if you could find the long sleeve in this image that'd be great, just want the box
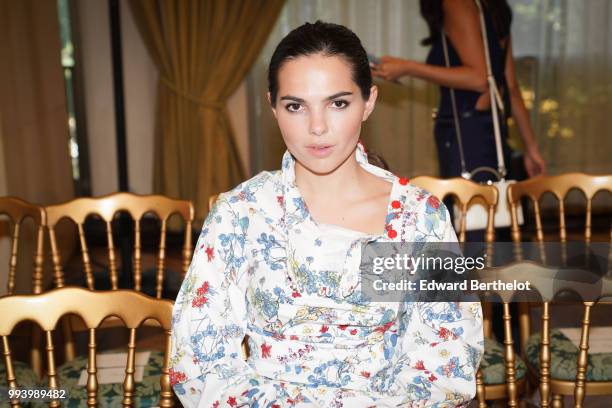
[169,194,253,407]
[402,195,484,405]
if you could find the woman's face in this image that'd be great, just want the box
[270,53,377,175]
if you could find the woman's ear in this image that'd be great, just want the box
[362,85,378,122]
[267,92,277,118]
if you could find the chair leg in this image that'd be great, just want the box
[551,394,564,408]
[475,369,487,408]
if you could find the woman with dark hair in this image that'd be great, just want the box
[372,0,545,182]
[170,21,482,407]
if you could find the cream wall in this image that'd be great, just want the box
[79,0,250,197]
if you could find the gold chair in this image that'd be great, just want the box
[0,197,47,378]
[477,260,612,408]
[0,196,46,295]
[411,176,529,406]
[508,173,612,406]
[411,176,498,243]
[0,287,175,407]
[45,192,194,297]
[508,173,612,245]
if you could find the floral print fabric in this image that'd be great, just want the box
[170,144,483,407]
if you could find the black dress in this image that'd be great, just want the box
[426,4,515,184]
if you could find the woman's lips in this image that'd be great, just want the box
[306,144,334,158]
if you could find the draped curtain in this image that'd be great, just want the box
[129,0,284,223]
[0,0,76,294]
[247,0,612,178]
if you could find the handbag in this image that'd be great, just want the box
[441,0,523,231]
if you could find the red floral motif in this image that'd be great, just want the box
[192,296,208,308]
[429,374,438,382]
[437,326,457,340]
[427,195,440,210]
[272,405,281,408]
[414,360,425,370]
[276,195,284,206]
[391,200,401,209]
[261,342,272,358]
[360,371,371,378]
[320,325,329,333]
[291,290,302,298]
[290,335,299,340]
[196,281,209,296]
[338,324,348,330]
[192,281,210,308]
[227,396,237,407]
[374,321,394,334]
[387,229,398,239]
[212,401,220,408]
[399,177,409,185]
[350,329,358,335]
[205,246,214,262]
[169,368,187,386]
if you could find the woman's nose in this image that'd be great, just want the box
[309,110,328,136]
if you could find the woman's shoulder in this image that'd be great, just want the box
[399,179,448,218]
[212,170,283,214]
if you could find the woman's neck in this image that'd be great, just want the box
[294,154,366,203]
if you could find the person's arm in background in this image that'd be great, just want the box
[372,0,487,92]
[504,37,546,177]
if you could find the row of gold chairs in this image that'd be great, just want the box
[0,193,194,406]
[0,192,194,406]
[1,192,194,297]
[413,173,612,407]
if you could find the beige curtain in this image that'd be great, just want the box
[0,0,74,204]
[129,0,284,223]
[0,0,75,293]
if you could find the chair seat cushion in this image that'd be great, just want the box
[481,337,527,385]
[0,359,41,387]
[34,349,165,408]
[526,329,612,381]
[1,360,43,407]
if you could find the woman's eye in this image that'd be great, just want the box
[331,100,349,109]
[285,103,302,112]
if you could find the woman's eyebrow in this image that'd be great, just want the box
[279,91,353,103]
[325,91,353,100]
[279,95,305,103]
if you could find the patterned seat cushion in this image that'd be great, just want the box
[526,329,612,381]
[481,337,527,385]
[32,350,165,408]
[0,360,43,407]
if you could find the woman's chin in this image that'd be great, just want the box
[297,158,343,176]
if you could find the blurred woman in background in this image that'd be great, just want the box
[372,0,546,182]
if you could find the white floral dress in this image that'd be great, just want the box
[170,144,484,408]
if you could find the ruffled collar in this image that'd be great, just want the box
[280,142,405,239]
[279,142,407,303]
